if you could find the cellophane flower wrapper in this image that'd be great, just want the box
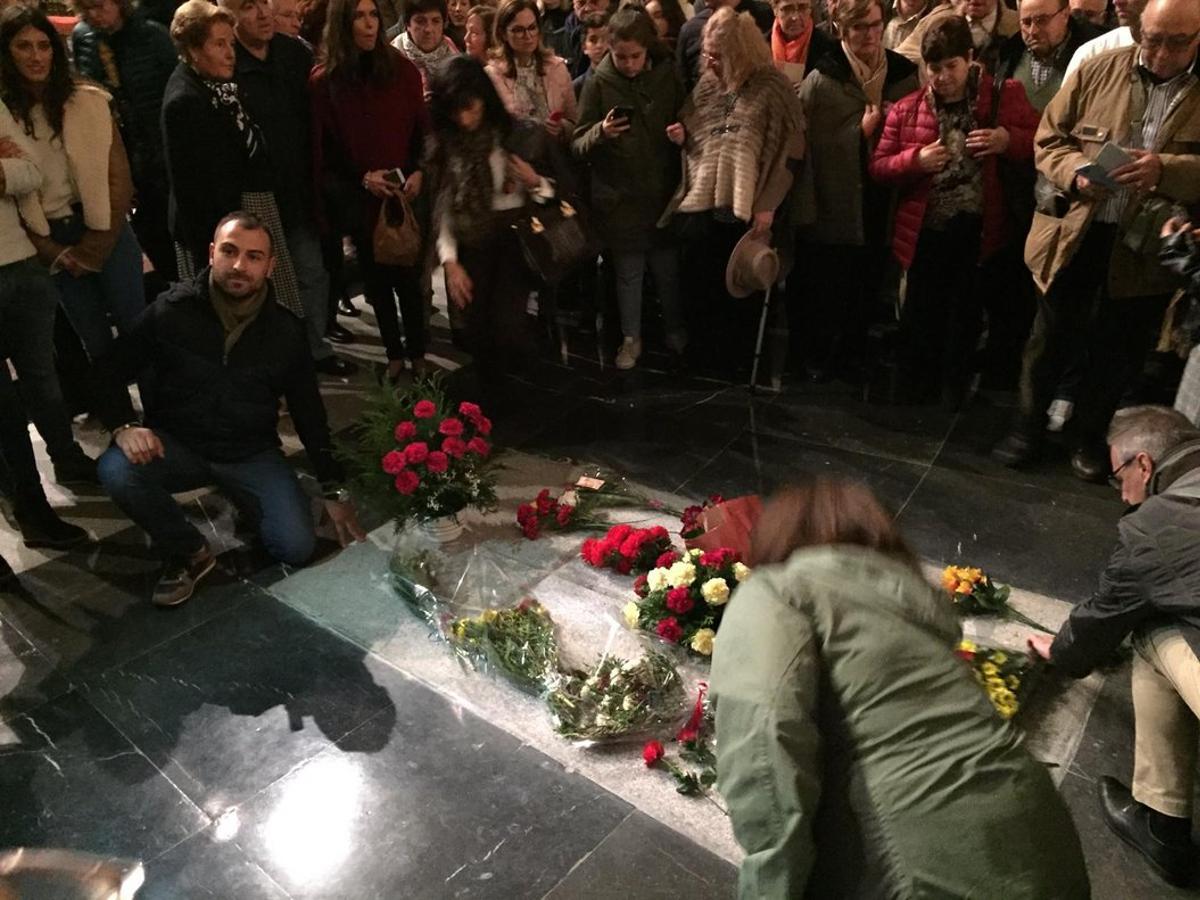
[545,623,689,747]
[388,528,453,630]
[680,495,761,560]
[442,546,560,694]
[516,470,685,540]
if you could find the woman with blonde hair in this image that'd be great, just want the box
[664,6,803,373]
[463,3,495,61]
[710,477,1092,897]
[486,0,576,139]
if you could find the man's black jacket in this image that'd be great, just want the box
[676,0,779,92]
[1051,440,1200,677]
[94,271,344,485]
[234,34,316,226]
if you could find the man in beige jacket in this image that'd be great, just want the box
[993,0,1200,480]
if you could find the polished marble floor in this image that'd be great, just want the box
[0,302,1193,898]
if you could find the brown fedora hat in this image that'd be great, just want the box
[725,230,780,299]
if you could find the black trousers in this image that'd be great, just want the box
[678,213,761,372]
[899,217,982,399]
[790,242,888,377]
[353,232,425,361]
[0,363,48,511]
[455,229,537,374]
[977,240,1037,389]
[130,182,177,289]
[1017,224,1170,445]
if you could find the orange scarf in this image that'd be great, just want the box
[771,19,813,66]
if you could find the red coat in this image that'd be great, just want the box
[868,73,1040,270]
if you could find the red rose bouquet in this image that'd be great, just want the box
[341,379,499,527]
[623,547,751,657]
[580,524,673,575]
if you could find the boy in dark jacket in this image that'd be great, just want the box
[93,214,365,608]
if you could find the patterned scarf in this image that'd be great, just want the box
[200,75,263,160]
[843,42,888,107]
[445,126,501,246]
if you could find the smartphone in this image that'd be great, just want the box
[382,167,406,186]
[612,105,635,122]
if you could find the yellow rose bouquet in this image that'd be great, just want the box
[941,565,1052,634]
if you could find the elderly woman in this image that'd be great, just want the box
[1,6,142,365]
[770,0,835,88]
[665,6,804,371]
[711,478,1092,897]
[161,0,302,315]
[791,0,917,381]
[487,0,576,140]
[311,0,431,382]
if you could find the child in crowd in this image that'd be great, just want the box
[573,6,688,369]
[868,15,1037,408]
[573,12,611,96]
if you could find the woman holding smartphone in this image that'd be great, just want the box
[311,0,431,382]
[573,6,688,369]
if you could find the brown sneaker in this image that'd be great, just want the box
[152,545,216,608]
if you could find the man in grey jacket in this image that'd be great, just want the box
[1030,404,1200,887]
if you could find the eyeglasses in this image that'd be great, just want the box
[507,22,540,36]
[1019,7,1066,29]
[776,3,812,16]
[1108,456,1135,490]
[1141,29,1200,53]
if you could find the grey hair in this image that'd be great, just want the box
[1107,405,1200,463]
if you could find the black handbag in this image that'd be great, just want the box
[511,195,600,286]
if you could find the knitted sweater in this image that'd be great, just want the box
[669,66,804,224]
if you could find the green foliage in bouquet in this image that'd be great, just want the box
[448,599,560,694]
[339,377,499,527]
[546,651,686,743]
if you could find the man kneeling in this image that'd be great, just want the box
[1030,405,1200,886]
[95,213,365,606]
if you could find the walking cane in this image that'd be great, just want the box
[748,283,774,392]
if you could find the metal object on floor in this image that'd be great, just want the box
[0,848,145,899]
[749,284,774,392]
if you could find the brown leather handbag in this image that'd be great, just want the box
[373,193,422,267]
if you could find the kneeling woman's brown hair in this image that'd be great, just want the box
[749,478,918,571]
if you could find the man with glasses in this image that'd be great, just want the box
[994,0,1200,482]
[1029,405,1200,886]
[997,0,1101,110]
[770,0,836,88]
[1066,0,1146,76]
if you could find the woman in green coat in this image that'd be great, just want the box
[711,479,1091,899]
[572,7,688,369]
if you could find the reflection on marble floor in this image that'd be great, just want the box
[0,300,1185,898]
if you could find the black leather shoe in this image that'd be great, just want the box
[326,323,355,344]
[338,297,360,317]
[15,502,90,550]
[992,430,1040,467]
[51,451,99,487]
[0,553,14,587]
[1099,776,1195,886]
[1071,446,1108,483]
[315,356,359,377]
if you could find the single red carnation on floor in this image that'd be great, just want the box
[642,739,665,767]
[555,504,574,526]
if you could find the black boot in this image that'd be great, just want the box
[14,497,89,550]
[0,552,14,587]
[1099,776,1195,886]
[51,450,99,487]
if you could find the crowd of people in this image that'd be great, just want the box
[0,0,1198,888]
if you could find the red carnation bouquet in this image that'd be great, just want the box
[342,378,499,527]
[517,473,683,541]
[580,524,673,575]
[516,489,580,540]
[623,547,750,657]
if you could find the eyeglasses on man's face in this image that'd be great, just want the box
[1108,456,1135,490]
[1141,29,1200,53]
[1020,7,1067,29]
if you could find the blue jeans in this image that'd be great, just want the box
[285,221,333,360]
[611,246,686,348]
[97,432,315,565]
[50,215,145,361]
[0,256,82,464]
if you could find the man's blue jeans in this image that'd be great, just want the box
[97,431,315,565]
